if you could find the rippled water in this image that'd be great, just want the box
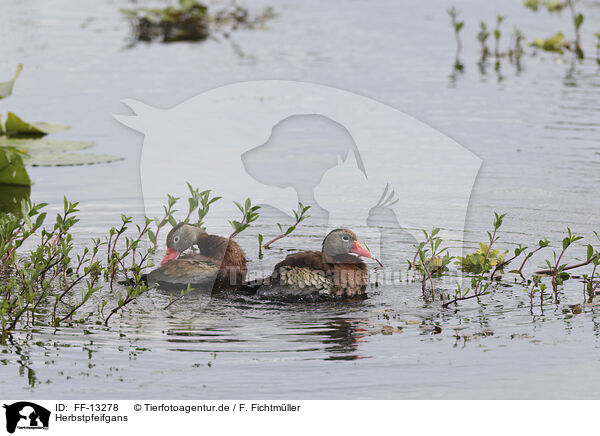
[1,0,600,399]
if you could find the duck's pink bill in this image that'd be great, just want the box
[350,240,383,266]
[161,247,180,265]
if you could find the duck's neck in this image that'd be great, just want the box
[196,233,228,260]
[322,252,361,265]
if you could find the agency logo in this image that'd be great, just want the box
[3,402,50,434]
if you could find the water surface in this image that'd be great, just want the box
[1,0,600,399]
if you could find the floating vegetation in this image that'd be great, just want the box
[0,147,30,187]
[409,213,600,310]
[530,32,570,54]
[524,0,584,58]
[2,112,69,137]
[121,0,275,44]
[0,66,123,185]
[0,64,22,100]
[448,0,597,81]
[456,242,508,274]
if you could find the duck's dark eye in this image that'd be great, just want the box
[173,236,180,243]
[342,235,350,241]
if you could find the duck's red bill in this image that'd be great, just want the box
[350,240,384,267]
[161,247,180,265]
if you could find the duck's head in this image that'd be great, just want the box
[322,228,382,266]
[161,223,207,265]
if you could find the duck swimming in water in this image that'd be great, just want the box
[147,223,247,291]
[243,228,382,299]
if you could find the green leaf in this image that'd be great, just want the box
[0,147,31,186]
[574,13,583,30]
[523,0,539,11]
[0,184,30,214]
[530,32,566,53]
[0,138,94,153]
[4,112,70,137]
[23,152,123,167]
[0,64,23,100]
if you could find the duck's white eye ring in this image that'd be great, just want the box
[173,236,180,243]
[342,235,350,241]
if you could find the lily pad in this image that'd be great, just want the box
[0,147,31,186]
[4,112,70,137]
[0,138,94,153]
[24,152,124,167]
[0,64,23,100]
[0,184,30,214]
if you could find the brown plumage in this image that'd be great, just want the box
[243,229,380,299]
[147,223,247,291]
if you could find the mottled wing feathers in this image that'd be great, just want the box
[147,257,219,286]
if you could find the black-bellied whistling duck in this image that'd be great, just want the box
[147,223,247,291]
[243,228,382,299]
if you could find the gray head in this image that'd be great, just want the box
[161,223,207,265]
[322,228,374,260]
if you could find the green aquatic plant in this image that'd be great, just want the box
[148,194,179,250]
[490,243,528,279]
[262,202,311,249]
[121,0,275,44]
[477,21,491,61]
[539,228,584,299]
[0,64,22,100]
[443,213,505,308]
[447,7,465,68]
[531,32,569,54]
[229,198,260,238]
[509,27,526,64]
[0,66,122,187]
[596,32,600,65]
[493,15,506,58]
[121,0,210,43]
[524,0,584,58]
[456,243,508,274]
[524,275,546,312]
[582,235,600,300]
[410,227,454,298]
[513,238,550,277]
[0,198,104,336]
[0,147,30,187]
[257,233,264,258]
[147,183,221,249]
